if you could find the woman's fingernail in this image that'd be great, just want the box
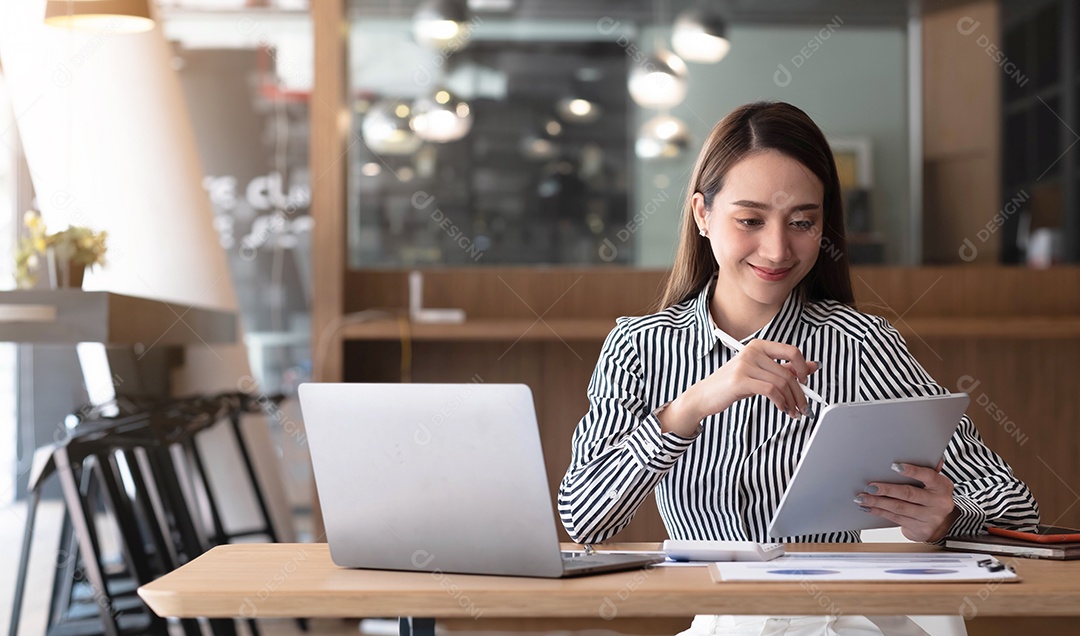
[866,485,879,494]
[853,495,866,504]
[858,506,871,513]
[891,462,905,474]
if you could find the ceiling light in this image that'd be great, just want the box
[636,114,690,159]
[628,48,688,109]
[410,89,473,143]
[362,99,423,156]
[672,6,731,63]
[520,130,559,160]
[413,0,470,51]
[555,97,601,124]
[44,0,155,33]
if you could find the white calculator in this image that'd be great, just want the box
[662,540,786,562]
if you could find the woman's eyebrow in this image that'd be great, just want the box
[730,199,822,212]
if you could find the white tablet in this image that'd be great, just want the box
[767,393,970,539]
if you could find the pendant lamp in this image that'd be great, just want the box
[44,0,155,33]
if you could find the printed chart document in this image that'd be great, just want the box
[709,552,1021,583]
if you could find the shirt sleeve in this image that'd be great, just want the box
[857,316,1041,538]
[558,318,700,544]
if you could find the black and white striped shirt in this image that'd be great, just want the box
[558,282,1040,544]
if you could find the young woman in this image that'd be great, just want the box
[558,102,1039,635]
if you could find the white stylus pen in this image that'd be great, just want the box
[711,328,828,408]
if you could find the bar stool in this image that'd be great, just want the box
[8,396,247,636]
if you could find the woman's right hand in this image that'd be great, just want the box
[659,340,819,437]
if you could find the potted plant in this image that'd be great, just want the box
[14,210,108,289]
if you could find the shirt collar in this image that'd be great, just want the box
[693,277,806,359]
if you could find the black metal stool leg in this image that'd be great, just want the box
[229,412,279,542]
[54,448,120,636]
[7,488,40,636]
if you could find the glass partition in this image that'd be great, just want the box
[347,2,912,267]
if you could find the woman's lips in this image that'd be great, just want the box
[750,264,793,282]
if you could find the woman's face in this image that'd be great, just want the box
[694,150,825,312]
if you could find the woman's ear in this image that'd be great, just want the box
[691,193,709,233]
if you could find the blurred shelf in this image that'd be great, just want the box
[340,316,1080,342]
[0,290,237,345]
[897,317,1080,339]
[341,319,614,342]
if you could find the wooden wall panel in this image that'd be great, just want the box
[923,1,1001,158]
[344,268,669,319]
[310,0,347,383]
[922,1,1002,264]
[339,266,1080,544]
[924,156,1001,264]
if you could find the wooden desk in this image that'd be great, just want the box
[138,543,1080,626]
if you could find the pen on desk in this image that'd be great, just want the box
[712,328,828,409]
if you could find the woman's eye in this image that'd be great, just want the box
[791,219,816,231]
[736,218,764,228]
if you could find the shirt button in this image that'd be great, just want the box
[607,489,620,500]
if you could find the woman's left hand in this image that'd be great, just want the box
[856,461,959,542]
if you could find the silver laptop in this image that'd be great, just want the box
[298,382,664,577]
[768,393,970,539]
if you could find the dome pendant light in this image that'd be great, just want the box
[636,113,690,159]
[672,5,731,63]
[413,0,470,51]
[362,99,423,156]
[627,47,688,109]
[44,0,155,33]
[411,89,473,143]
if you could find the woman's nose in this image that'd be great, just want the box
[758,224,792,263]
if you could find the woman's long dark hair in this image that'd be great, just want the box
[657,101,854,310]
